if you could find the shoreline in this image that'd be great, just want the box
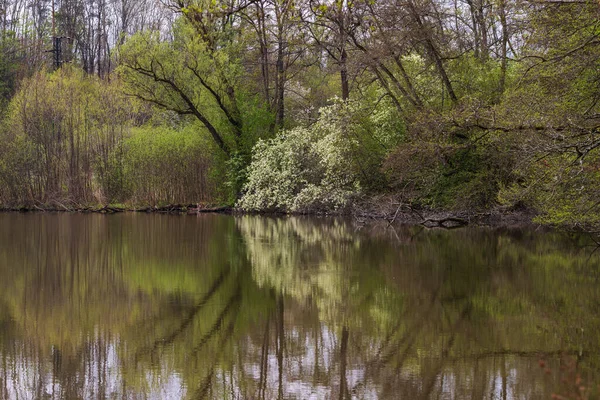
[0,202,544,230]
[0,204,234,215]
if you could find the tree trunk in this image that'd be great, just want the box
[340,48,349,100]
[498,0,508,96]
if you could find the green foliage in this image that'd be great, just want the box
[499,151,600,229]
[118,19,272,156]
[487,4,600,227]
[0,67,222,206]
[0,0,597,228]
[0,35,19,104]
[117,19,275,203]
[123,124,219,205]
[447,53,511,104]
[98,148,130,203]
[224,151,249,204]
[428,144,513,209]
[385,131,516,210]
[0,67,135,205]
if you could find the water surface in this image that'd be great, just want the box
[0,213,599,399]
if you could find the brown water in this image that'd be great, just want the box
[0,213,599,399]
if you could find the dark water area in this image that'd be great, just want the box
[0,213,599,399]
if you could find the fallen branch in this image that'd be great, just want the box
[421,217,469,229]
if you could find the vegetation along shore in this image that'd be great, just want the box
[0,0,598,234]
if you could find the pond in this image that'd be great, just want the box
[0,213,599,399]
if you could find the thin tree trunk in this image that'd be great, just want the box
[408,0,458,103]
[340,48,349,100]
[498,0,508,96]
[275,36,285,128]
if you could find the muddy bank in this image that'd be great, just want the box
[0,203,233,214]
[0,199,540,229]
[351,200,541,229]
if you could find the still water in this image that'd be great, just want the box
[0,213,599,399]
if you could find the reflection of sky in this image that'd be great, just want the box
[2,339,186,400]
[241,324,378,399]
[0,325,556,400]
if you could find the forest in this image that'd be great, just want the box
[0,0,598,230]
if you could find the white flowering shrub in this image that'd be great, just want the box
[238,99,404,212]
[238,103,360,212]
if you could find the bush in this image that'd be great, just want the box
[0,67,135,205]
[237,125,357,212]
[238,99,402,212]
[499,151,600,230]
[122,124,219,205]
[0,67,222,207]
[384,134,517,210]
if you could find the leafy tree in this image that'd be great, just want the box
[0,34,19,104]
[119,3,273,157]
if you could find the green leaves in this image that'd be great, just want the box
[123,124,220,204]
[119,21,245,156]
[0,67,136,205]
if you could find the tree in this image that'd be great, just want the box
[119,0,276,157]
[120,28,239,155]
[304,0,357,100]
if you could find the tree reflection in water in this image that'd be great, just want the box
[0,213,599,399]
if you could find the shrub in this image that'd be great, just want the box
[384,134,517,210]
[0,67,135,205]
[237,125,357,212]
[123,124,219,205]
[238,99,402,212]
